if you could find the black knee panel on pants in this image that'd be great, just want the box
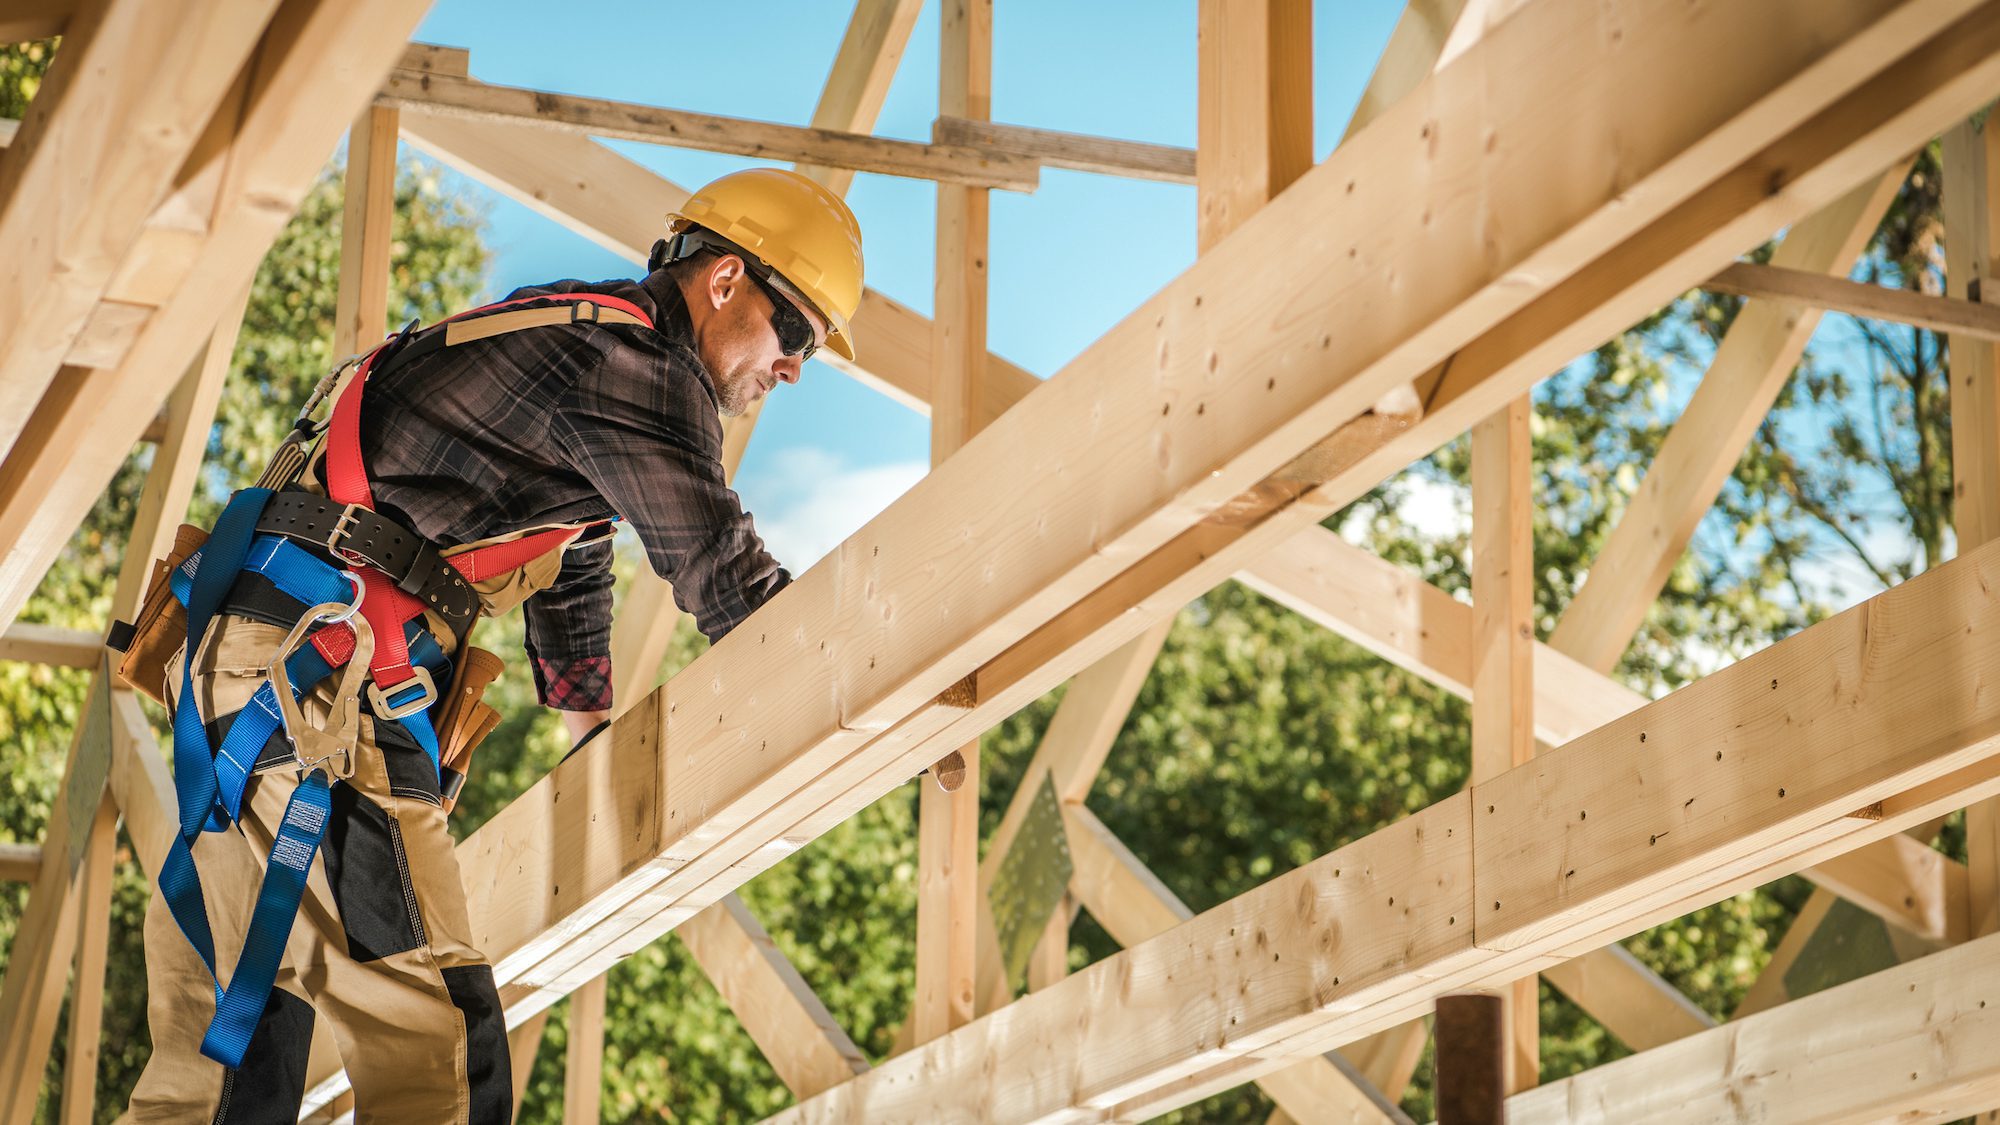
[215,987,315,1123]
[442,963,514,1124]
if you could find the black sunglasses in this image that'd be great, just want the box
[745,268,820,361]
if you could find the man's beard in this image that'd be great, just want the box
[715,369,756,417]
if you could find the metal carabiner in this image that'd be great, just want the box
[321,570,366,626]
[267,603,376,781]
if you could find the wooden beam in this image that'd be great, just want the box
[1947,111,2000,949]
[1194,0,1311,249]
[0,0,72,43]
[0,0,439,632]
[1730,887,1837,1019]
[0,0,280,466]
[1509,931,2000,1123]
[1703,259,2000,341]
[331,103,399,361]
[1537,945,1714,1052]
[1064,804,1408,1124]
[1470,396,1537,1092]
[933,116,1195,184]
[57,792,116,1125]
[107,689,172,884]
[285,5,1996,1090]
[800,0,925,197]
[785,529,2000,1121]
[677,895,869,1099]
[377,70,1036,193]
[507,1010,549,1121]
[1545,167,1908,674]
[0,623,100,668]
[914,0,992,1049]
[0,843,40,882]
[562,975,605,1125]
[1242,524,1970,945]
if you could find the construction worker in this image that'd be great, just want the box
[121,167,863,1122]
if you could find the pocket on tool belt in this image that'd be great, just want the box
[113,523,208,706]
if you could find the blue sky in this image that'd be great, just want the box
[407,0,1408,568]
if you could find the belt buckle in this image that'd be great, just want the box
[367,666,437,721]
[325,502,367,566]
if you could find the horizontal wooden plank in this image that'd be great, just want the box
[1510,931,2000,1123]
[933,116,1195,184]
[1705,258,2000,340]
[378,70,1038,192]
[0,622,101,668]
[1241,525,1969,944]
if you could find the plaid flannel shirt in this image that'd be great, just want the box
[331,272,790,711]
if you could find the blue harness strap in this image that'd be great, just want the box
[160,492,451,1067]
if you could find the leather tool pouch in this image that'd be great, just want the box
[111,524,209,707]
[435,645,506,812]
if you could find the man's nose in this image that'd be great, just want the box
[775,355,804,384]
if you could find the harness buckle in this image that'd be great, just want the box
[367,665,437,721]
[570,299,600,324]
[325,503,367,564]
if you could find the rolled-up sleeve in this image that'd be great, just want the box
[550,339,790,645]
[522,536,616,711]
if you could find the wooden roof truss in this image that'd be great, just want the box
[7,0,2000,1120]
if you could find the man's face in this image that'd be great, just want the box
[692,255,829,417]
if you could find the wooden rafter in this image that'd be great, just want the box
[1508,929,2000,1122]
[676,896,870,1098]
[376,69,1037,192]
[1241,525,1972,946]
[0,0,281,465]
[1064,802,1411,1123]
[0,0,441,632]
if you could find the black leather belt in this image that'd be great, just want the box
[255,491,479,636]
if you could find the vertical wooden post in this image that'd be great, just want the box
[1472,396,1537,1092]
[1195,0,1312,252]
[564,978,606,1125]
[508,1009,551,1119]
[914,0,991,1047]
[332,104,399,361]
[55,793,115,1125]
[1947,117,2000,955]
[1436,993,1507,1125]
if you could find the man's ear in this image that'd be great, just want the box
[705,254,746,310]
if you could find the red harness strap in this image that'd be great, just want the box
[324,293,652,695]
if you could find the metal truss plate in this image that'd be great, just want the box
[989,771,1074,990]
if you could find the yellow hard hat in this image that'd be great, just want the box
[667,168,864,361]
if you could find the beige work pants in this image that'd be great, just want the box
[124,614,511,1123]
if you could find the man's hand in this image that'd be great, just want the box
[560,707,611,749]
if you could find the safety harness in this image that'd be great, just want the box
[159,292,655,1066]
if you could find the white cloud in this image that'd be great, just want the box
[736,448,928,572]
